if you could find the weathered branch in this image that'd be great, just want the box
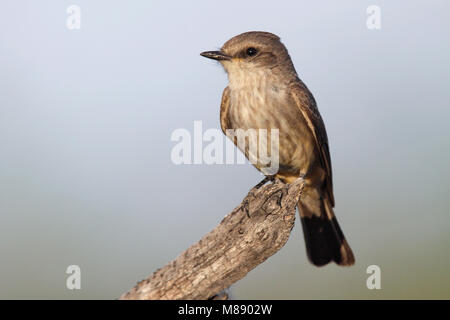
[119,177,305,300]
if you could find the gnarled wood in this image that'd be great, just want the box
[119,178,304,300]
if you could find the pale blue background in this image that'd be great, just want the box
[0,1,449,298]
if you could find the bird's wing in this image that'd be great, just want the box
[290,80,335,206]
[219,86,231,133]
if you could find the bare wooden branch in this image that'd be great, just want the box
[119,177,305,300]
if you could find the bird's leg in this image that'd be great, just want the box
[296,173,307,201]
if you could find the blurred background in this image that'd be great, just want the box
[1,0,449,299]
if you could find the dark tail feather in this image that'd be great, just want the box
[298,194,355,267]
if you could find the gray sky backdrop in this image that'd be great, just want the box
[0,1,449,299]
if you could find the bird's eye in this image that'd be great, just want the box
[246,47,258,57]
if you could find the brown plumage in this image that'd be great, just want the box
[201,31,354,266]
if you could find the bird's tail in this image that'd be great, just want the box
[297,188,354,266]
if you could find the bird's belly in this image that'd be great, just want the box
[228,88,317,176]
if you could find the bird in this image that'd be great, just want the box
[200,31,354,267]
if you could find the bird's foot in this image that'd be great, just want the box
[253,175,277,190]
[243,175,278,218]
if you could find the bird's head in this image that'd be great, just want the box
[201,31,296,80]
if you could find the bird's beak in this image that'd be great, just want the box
[200,51,231,61]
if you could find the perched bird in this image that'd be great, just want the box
[200,31,354,266]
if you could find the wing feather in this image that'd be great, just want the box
[290,80,335,206]
[220,86,231,133]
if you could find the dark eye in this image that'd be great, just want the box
[246,47,258,57]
